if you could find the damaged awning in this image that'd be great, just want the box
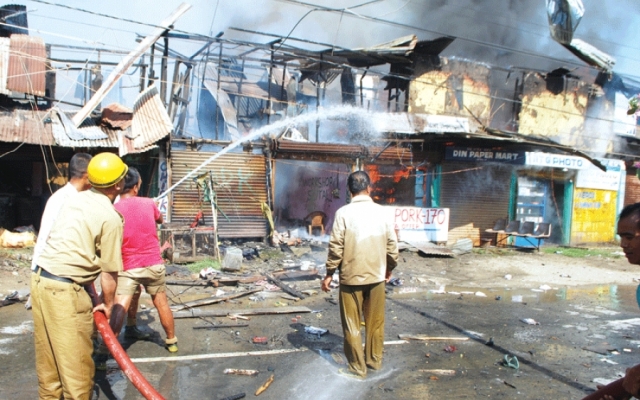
[0,102,166,156]
[128,85,173,149]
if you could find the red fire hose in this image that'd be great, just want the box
[87,284,165,400]
[581,378,629,400]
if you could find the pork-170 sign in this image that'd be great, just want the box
[386,206,450,243]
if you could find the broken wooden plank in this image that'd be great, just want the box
[72,3,191,127]
[398,334,470,341]
[170,288,262,312]
[265,273,306,299]
[166,280,217,287]
[173,305,312,319]
[166,275,265,287]
[193,323,249,329]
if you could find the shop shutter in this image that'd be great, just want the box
[439,163,512,246]
[169,150,268,239]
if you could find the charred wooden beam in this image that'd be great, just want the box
[265,273,306,299]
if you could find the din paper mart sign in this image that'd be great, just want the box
[386,206,450,243]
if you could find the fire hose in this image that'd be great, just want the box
[87,284,165,400]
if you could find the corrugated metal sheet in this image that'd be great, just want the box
[7,34,46,96]
[170,150,268,238]
[53,108,108,140]
[0,37,10,95]
[0,110,53,145]
[0,109,152,156]
[131,85,173,149]
[202,65,239,139]
[276,141,415,162]
[440,163,512,246]
[51,110,118,147]
[101,103,132,130]
[624,172,640,206]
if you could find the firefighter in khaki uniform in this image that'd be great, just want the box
[31,152,127,400]
[322,170,399,379]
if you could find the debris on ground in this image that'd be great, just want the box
[443,345,457,353]
[199,267,216,279]
[388,277,404,286]
[172,306,313,319]
[398,334,469,342]
[1,290,22,307]
[170,288,262,312]
[255,374,274,396]
[304,326,328,337]
[520,318,540,325]
[252,336,268,344]
[222,247,243,272]
[224,369,259,376]
[218,393,246,400]
[418,369,456,376]
[193,323,249,329]
[503,355,520,369]
[0,229,36,248]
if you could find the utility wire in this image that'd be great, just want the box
[15,0,640,158]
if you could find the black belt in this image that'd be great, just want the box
[35,266,75,285]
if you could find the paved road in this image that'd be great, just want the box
[2,280,640,399]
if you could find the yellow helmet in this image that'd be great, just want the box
[87,153,128,188]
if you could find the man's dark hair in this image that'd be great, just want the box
[69,153,92,179]
[122,167,141,194]
[347,170,370,195]
[619,202,640,228]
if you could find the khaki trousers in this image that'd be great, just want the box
[339,281,386,377]
[31,273,95,400]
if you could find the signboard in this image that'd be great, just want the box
[525,152,587,169]
[576,158,625,191]
[445,146,525,164]
[386,206,449,242]
[157,150,169,220]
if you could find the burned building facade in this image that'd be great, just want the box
[1,3,638,256]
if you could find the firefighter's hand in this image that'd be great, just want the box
[321,275,333,292]
[92,303,112,319]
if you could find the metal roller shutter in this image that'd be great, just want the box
[440,163,512,246]
[170,150,268,239]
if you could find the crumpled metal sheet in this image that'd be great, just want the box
[52,108,108,141]
[546,0,584,44]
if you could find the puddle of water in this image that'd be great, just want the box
[405,284,640,311]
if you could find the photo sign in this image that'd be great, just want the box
[386,206,450,242]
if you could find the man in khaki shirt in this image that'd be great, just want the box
[31,153,127,400]
[322,170,398,378]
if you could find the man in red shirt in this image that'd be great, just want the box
[96,167,177,368]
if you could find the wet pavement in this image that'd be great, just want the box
[2,253,640,399]
[2,284,640,399]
